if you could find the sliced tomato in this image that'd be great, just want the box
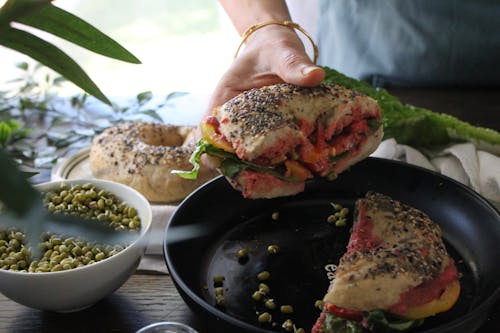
[326,304,363,321]
[284,160,313,181]
[300,142,328,164]
[350,119,369,133]
[200,117,234,153]
[315,122,326,151]
[300,123,330,164]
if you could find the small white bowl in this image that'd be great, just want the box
[0,179,152,312]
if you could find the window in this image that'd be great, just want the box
[0,0,238,97]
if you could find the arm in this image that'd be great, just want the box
[219,0,292,34]
[208,0,325,111]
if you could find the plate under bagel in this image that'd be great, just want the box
[163,157,500,333]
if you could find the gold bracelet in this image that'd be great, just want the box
[234,20,319,64]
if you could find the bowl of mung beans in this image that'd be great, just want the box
[0,179,152,312]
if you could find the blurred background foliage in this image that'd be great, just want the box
[0,0,144,215]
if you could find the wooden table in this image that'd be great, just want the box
[1,88,499,333]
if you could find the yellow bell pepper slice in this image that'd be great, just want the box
[200,120,234,153]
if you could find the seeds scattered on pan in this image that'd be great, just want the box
[213,275,225,287]
[229,202,354,330]
[215,294,225,308]
[267,244,280,254]
[264,299,277,310]
[214,287,224,296]
[211,275,226,309]
[237,248,249,262]
[314,299,324,310]
[258,283,270,295]
[257,270,270,281]
[250,264,303,331]
[258,312,272,323]
[282,319,294,331]
[335,218,347,227]
[327,202,349,226]
[252,291,264,301]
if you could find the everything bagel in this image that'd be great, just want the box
[89,121,219,203]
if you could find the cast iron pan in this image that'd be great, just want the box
[163,157,500,333]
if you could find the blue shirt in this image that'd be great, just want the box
[317,0,500,87]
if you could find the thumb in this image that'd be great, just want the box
[275,50,325,87]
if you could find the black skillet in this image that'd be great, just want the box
[163,157,500,333]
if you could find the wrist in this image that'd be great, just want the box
[235,21,318,64]
[245,23,298,45]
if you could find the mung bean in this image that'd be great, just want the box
[0,183,141,273]
[258,312,272,323]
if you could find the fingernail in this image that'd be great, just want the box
[302,66,319,76]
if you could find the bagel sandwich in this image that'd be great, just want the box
[312,192,460,333]
[174,83,383,199]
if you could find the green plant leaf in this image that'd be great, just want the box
[0,122,12,147]
[136,91,153,105]
[166,91,189,100]
[0,0,50,27]
[15,3,141,64]
[15,61,29,70]
[0,148,40,216]
[140,109,163,122]
[0,27,111,105]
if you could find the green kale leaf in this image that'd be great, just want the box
[322,66,500,154]
[365,310,424,332]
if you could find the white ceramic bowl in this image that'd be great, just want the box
[0,179,152,312]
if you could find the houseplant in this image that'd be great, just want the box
[0,0,141,219]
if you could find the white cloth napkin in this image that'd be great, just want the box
[371,139,500,207]
[137,204,177,274]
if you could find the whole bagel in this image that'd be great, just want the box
[89,121,218,203]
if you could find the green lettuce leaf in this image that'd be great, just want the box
[171,140,302,182]
[365,310,424,332]
[171,140,209,179]
[321,310,423,333]
[322,66,500,154]
[322,312,364,333]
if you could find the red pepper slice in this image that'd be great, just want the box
[326,303,363,321]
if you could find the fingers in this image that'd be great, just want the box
[206,53,284,112]
[274,46,325,87]
[206,84,239,115]
[207,26,326,114]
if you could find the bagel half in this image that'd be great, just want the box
[312,192,460,333]
[89,121,218,203]
[176,83,383,199]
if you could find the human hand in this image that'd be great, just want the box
[207,24,325,113]
[200,25,325,170]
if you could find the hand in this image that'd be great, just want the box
[207,25,325,112]
[201,25,325,171]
